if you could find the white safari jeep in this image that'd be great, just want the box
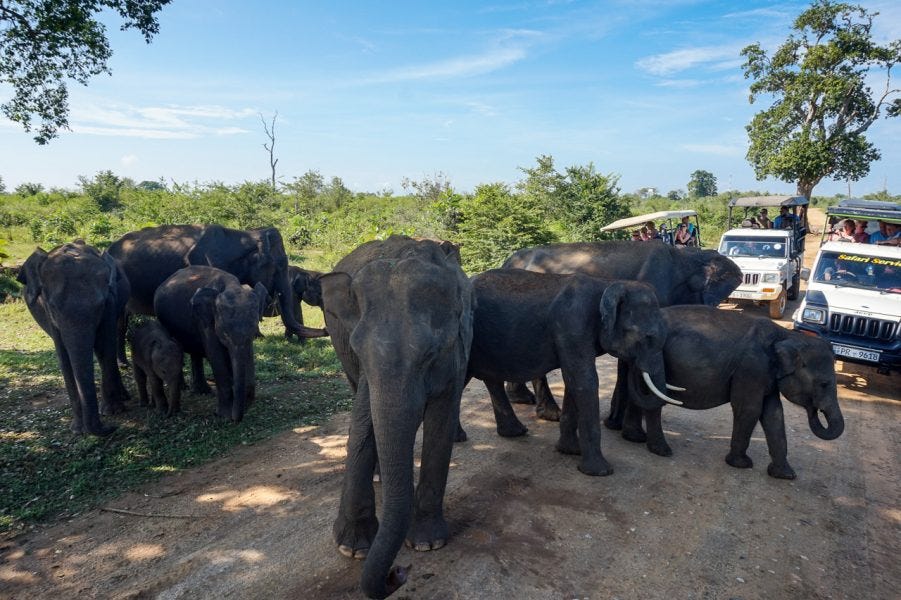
[718,195,808,319]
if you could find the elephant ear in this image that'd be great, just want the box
[774,338,805,379]
[320,272,358,325]
[598,281,628,347]
[302,272,324,307]
[18,248,48,306]
[438,240,462,265]
[187,224,248,269]
[190,287,219,327]
[251,282,269,321]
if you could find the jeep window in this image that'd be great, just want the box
[813,251,901,293]
[720,236,789,258]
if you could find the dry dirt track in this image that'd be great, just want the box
[0,358,898,600]
[2,220,900,599]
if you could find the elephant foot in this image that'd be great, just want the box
[193,381,213,395]
[725,452,754,469]
[578,455,614,477]
[767,462,796,480]
[84,422,117,437]
[603,415,623,431]
[506,383,536,405]
[334,515,378,560]
[647,439,673,457]
[454,424,468,443]
[100,401,127,416]
[555,435,581,456]
[497,420,528,438]
[405,515,449,552]
[535,403,561,422]
[621,428,647,444]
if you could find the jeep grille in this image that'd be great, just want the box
[743,273,760,285]
[829,313,899,341]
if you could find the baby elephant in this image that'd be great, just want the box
[128,320,184,416]
[620,305,844,479]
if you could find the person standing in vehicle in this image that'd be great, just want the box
[756,209,773,229]
[852,220,870,243]
[774,206,799,229]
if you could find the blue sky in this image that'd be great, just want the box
[2,0,900,197]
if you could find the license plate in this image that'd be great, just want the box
[832,344,880,363]
[730,291,757,299]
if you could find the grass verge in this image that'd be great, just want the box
[0,301,352,537]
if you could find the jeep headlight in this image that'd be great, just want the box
[802,307,826,324]
[762,273,779,283]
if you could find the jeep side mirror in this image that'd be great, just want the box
[800,267,810,281]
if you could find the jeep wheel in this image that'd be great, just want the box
[788,274,801,301]
[769,288,787,319]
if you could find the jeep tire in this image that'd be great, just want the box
[787,274,801,301]
[769,288,787,319]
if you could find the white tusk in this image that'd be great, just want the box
[666,383,686,392]
[642,371,684,406]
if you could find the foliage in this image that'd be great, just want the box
[687,170,718,198]
[457,183,556,272]
[14,182,43,197]
[741,0,901,199]
[0,176,5,193]
[401,171,452,204]
[556,164,628,242]
[79,170,133,211]
[0,0,172,144]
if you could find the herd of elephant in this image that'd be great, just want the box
[16,227,847,599]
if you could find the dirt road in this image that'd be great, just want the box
[2,222,899,599]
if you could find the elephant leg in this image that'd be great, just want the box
[206,349,234,420]
[759,394,795,479]
[407,390,458,551]
[116,312,129,368]
[190,353,213,395]
[453,376,471,443]
[505,381,536,405]
[565,365,611,476]
[52,335,86,434]
[555,390,580,456]
[621,401,647,443]
[643,407,672,457]
[533,376,561,421]
[333,379,379,559]
[133,365,151,407]
[603,358,629,430]
[149,373,167,413]
[96,313,128,414]
[725,396,762,470]
[484,379,528,437]
[57,331,115,436]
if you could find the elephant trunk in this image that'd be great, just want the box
[360,381,419,599]
[229,344,256,422]
[806,404,844,440]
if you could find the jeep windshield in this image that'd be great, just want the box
[719,236,789,258]
[812,250,901,294]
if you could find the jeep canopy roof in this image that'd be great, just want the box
[728,195,809,208]
[599,209,697,232]
[826,199,901,225]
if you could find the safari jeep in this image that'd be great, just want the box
[793,200,901,374]
[718,196,808,319]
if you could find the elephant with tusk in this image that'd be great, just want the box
[619,305,844,479]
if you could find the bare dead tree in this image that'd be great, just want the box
[260,111,279,189]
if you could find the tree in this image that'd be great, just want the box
[0,176,5,193]
[284,170,325,214]
[401,172,452,204]
[667,189,685,201]
[79,170,132,211]
[556,164,627,241]
[516,154,565,215]
[15,182,44,197]
[742,0,901,199]
[687,170,717,198]
[1,0,172,144]
[260,112,279,189]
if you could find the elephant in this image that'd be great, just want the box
[465,269,680,476]
[153,266,268,423]
[107,224,327,358]
[320,235,473,599]
[620,306,844,479]
[500,241,743,423]
[17,241,130,436]
[128,320,184,416]
[262,265,323,340]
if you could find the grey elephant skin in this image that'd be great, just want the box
[154,266,267,423]
[501,241,743,423]
[466,269,670,476]
[107,224,327,343]
[128,320,184,416]
[262,265,323,340]
[320,235,473,599]
[17,241,130,436]
[622,306,844,479]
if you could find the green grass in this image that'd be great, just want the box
[0,301,352,536]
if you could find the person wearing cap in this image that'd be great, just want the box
[756,209,773,229]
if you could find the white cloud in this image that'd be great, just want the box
[681,143,746,157]
[70,103,255,139]
[636,45,743,76]
[120,154,138,166]
[368,46,527,83]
